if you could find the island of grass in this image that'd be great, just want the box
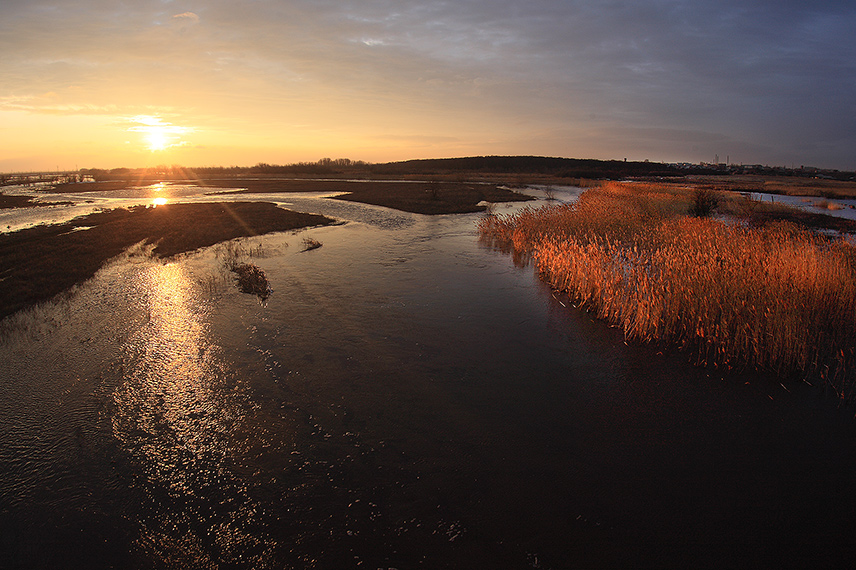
[479,181,856,398]
[0,201,334,320]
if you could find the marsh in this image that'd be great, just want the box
[1,184,856,568]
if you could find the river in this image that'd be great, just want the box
[1,185,855,569]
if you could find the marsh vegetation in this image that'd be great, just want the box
[479,182,856,398]
[301,237,323,251]
[230,263,272,300]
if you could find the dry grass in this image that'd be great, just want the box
[813,199,846,211]
[301,237,323,251]
[479,182,856,398]
[231,262,272,300]
[682,175,856,199]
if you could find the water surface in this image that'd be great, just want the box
[1,189,855,568]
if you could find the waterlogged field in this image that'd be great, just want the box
[2,186,856,568]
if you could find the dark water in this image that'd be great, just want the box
[2,190,856,569]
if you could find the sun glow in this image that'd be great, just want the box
[128,115,193,152]
[146,130,169,151]
[152,197,168,206]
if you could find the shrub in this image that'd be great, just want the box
[690,187,720,217]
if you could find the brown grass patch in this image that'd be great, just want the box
[683,175,856,199]
[230,262,272,300]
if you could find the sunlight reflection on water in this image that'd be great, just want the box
[110,262,274,566]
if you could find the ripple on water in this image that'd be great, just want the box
[104,261,282,566]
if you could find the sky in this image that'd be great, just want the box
[2,0,855,172]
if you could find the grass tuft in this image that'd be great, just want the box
[230,262,272,300]
[301,237,322,251]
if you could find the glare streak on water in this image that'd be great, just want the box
[107,261,279,567]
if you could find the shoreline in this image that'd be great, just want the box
[0,201,334,320]
[0,178,536,320]
[0,192,72,209]
[5,174,853,320]
[47,178,533,215]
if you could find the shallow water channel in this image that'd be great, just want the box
[2,187,856,569]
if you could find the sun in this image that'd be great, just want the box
[146,128,169,151]
[128,115,192,153]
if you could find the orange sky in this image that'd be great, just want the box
[2,1,854,172]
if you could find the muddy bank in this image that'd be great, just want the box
[0,193,71,210]
[0,201,334,319]
[328,180,531,214]
[51,179,533,215]
[0,194,39,209]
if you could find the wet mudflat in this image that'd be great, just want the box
[0,201,334,319]
[50,178,532,215]
[1,191,856,569]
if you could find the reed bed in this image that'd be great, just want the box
[479,182,856,399]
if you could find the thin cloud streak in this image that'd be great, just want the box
[172,12,200,24]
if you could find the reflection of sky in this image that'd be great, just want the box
[0,183,212,231]
[0,182,402,231]
[112,262,227,474]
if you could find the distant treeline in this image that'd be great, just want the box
[78,156,708,182]
[79,158,369,181]
[370,156,698,178]
[376,156,855,181]
[71,155,854,183]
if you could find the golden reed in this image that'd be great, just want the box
[479,182,856,399]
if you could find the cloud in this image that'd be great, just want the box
[1,0,855,169]
[0,94,118,115]
[171,12,199,24]
[125,115,193,134]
